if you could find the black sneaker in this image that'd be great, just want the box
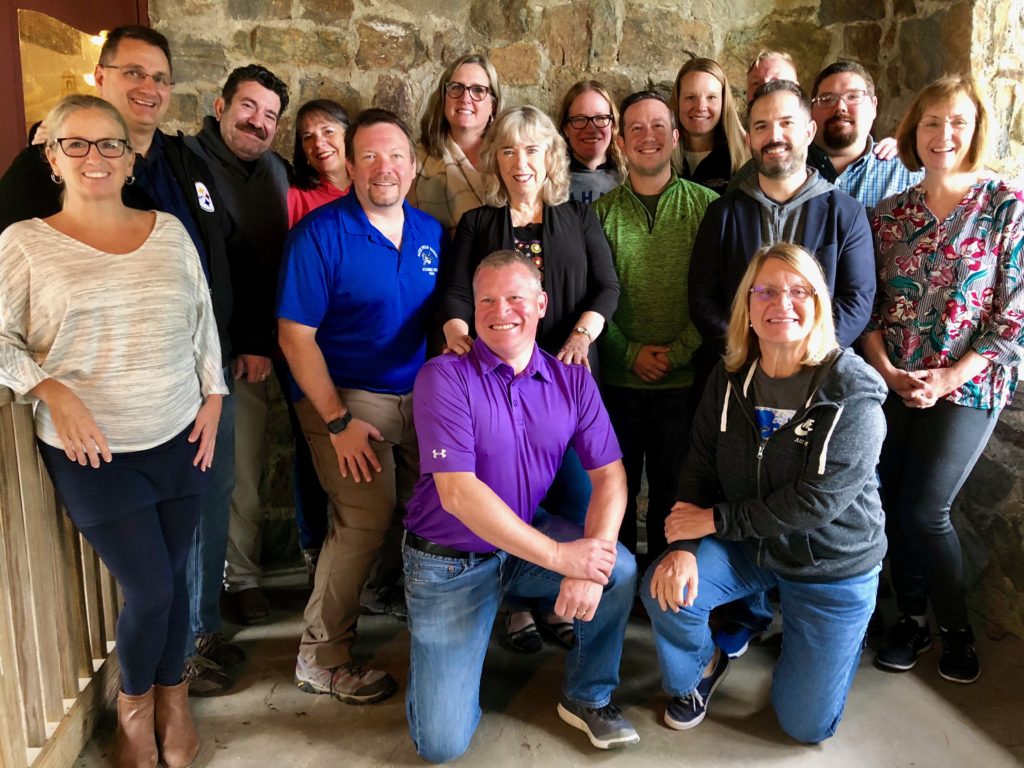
[938,626,980,684]
[664,650,730,730]
[556,698,639,749]
[875,615,933,672]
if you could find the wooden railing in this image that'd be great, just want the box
[0,390,121,768]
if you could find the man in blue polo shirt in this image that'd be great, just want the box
[403,251,639,762]
[277,108,442,705]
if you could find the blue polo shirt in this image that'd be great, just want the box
[404,341,622,552]
[276,193,443,400]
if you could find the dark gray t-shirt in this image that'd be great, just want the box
[751,363,817,439]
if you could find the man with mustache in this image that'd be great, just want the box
[277,109,443,705]
[808,60,922,214]
[186,65,290,632]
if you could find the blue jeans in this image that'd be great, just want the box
[642,538,878,744]
[404,515,637,763]
[185,370,236,652]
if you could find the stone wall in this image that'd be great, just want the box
[149,0,1024,635]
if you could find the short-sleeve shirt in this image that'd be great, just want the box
[404,341,622,552]
[276,193,444,399]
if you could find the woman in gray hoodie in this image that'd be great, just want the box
[641,242,887,743]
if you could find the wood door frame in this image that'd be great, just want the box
[0,0,149,168]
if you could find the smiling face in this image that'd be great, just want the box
[46,108,133,202]
[301,112,346,180]
[564,89,614,166]
[215,80,281,161]
[473,263,548,365]
[95,38,172,136]
[496,140,548,205]
[346,122,416,212]
[748,90,815,180]
[444,62,494,136]
[915,91,977,175]
[749,258,816,355]
[677,70,723,143]
[746,55,798,103]
[812,71,877,153]
[618,98,679,180]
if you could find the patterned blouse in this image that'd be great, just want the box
[870,179,1024,410]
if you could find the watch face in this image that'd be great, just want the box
[327,413,351,434]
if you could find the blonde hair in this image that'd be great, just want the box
[419,53,502,160]
[671,57,750,175]
[480,106,571,207]
[557,79,626,177]
[724,243,838,372]
[746,49,796,74]
[894,74,989,174]
[45,94,131,148]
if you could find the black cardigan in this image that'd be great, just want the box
[442,201,620,356]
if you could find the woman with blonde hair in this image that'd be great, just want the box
[0,94,226,767]
[557,79,625,205]
[642,242,887,742]
[866,75,1024,683]
[409,53,502,235]
[441,105,620,651]
[671,57,749,194]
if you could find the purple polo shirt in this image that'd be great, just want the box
[404,340,621,552]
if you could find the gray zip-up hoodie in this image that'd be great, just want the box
[677,349,888,582]
[737,166,834,245]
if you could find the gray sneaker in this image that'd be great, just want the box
[557,697,640,749]
[294,654,398,705]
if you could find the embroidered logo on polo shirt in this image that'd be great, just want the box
[432,449,447,459]
[418,245,439,276]
[194,182,215,213]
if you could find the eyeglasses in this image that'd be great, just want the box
[565,114,614,130]
[811,89,869,108]
[103,64,174,88]
[750,284,815,302]
[918,117,974,133]
[444,82,492,102]
[53,137,131,158]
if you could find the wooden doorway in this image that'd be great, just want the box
[0,0,148,169]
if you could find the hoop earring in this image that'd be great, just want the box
[50,173,63,185]
[125,175,136,186]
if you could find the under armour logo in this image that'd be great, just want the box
[432,449,447,459]
[794,419,815,437]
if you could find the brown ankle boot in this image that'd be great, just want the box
[117,688,158,768]
[154,680,199,768]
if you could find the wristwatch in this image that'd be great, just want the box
[573,326,591,339]
[326,411,353,434]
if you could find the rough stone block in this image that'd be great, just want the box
[896,3,972,93]
[470,0,530,39]
[619,6,713,73]
[298,76,365,116]
[165,92,200,128]
[724,18,831,88]
[842,23,882,75]
[167,35,229,86]
[588,0,620,69]
[540,3,592,71]
[228,0,292,21]
[373,74,415,123]
[820,0,885,26]
[489,42,542,86]
[893,0,915,16]
[355,18,422,70]
[300,0,355,25]
[252,26,351,69]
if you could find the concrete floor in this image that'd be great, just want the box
[75,578,1024,768]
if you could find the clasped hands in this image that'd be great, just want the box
[553,536,616,622]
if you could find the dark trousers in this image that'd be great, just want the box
[878,394,997,630]
[602,385,695,572]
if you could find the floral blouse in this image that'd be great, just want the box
[870,179,1024,410]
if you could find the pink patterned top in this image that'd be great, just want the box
[870,179,1024,410]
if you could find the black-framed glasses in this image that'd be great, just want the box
[750,284,815,302]
[811,89,869,108]
[566,114,614,130]
[102,64,175,88]
[53,137,131,158]
[444,82,492,102]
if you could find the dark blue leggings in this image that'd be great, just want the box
[79,497,200,694]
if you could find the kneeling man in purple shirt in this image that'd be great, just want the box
[402,250,639,761]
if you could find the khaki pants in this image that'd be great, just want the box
[224,377,270,592]
[297,389,418,667]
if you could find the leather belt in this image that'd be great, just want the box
[405,531,496,560]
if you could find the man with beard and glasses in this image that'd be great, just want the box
[184,65,291,632]
[808,61,922,215]
[277,109,443,705]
